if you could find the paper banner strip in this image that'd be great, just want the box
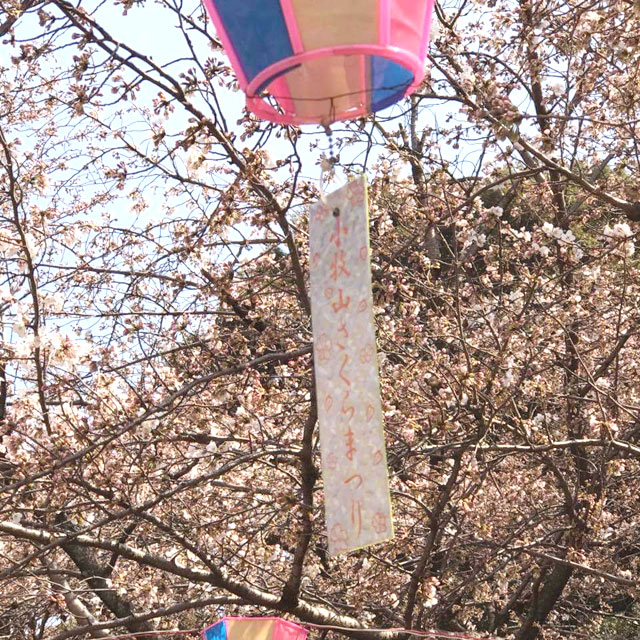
[309,177,393,556]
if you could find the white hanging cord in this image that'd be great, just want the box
[319,122,336,204]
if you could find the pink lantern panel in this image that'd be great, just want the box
[201,0,436,125]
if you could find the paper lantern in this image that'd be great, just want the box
[201,0,436,125]
[202,618,309,640]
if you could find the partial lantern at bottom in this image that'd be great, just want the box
[202,617,309,640]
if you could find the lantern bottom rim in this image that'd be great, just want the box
[245,44,425,126]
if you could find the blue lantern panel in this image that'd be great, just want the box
[204,620,227,640]
[210,0,294,83]
[369,56,414,113]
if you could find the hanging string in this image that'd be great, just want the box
[324,125,336,162]
[319,126,334,204]
[319,101,338,203]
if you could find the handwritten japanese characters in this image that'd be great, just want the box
[309,177,393,556]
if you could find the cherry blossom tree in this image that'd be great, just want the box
[0,1,639,639]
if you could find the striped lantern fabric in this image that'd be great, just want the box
[201,0,436,125]
[202,618,308,640]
